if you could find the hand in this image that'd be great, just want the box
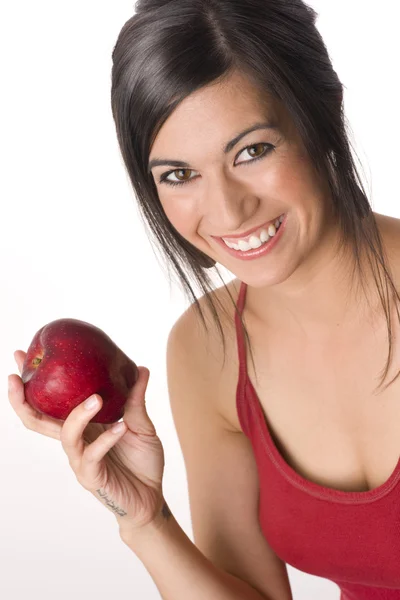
[8,350,166,533]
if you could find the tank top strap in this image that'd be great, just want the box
[236,279,247,313]
[234,280,248,375]
[234,281,251,436]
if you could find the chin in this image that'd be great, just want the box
[233,253,303,290]
[240,271,291,289]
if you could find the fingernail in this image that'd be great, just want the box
[84,395,99,410]
[111,421,125,434]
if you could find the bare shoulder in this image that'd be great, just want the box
[376,211,400,235]
[373,212,400,303]
[169,278,241,357]
[166,281,293,600]
[167,278,242,431]
[376,212,400,269]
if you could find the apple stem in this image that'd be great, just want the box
[32,357,42,366]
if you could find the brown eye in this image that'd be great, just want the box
[159,168,196,187]
[248,143,266,158]
[159,142,273,188]
[173,169,192,182]
[235,142,273,165]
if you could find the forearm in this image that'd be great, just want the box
[119,505,267,600]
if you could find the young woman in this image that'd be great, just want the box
[8,1,400,598]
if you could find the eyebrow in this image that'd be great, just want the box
[147,120,278,173]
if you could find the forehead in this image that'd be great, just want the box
[150,71,279,156]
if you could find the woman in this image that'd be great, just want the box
[8,0,400,598]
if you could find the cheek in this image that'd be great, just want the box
[269,149,321,202]
[160,195,199,236]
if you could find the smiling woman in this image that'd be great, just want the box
[111,0,400,396]
[8,2,400,600]
[106,2,400,597]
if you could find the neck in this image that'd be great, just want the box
[248,217,385,340]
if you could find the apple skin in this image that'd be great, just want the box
[21,318,139,424]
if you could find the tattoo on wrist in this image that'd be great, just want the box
[96,488,127,517]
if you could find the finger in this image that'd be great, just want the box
[14,350,26,375]
[8,373,63,441]
[80,421,127,487]
[122,366,156,436]
[60,394,103,469]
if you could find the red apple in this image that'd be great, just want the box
[21,318,139,424]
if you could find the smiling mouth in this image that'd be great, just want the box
[218,214,285,250]
[211,212,287,260]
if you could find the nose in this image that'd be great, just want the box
[203,172,258,234]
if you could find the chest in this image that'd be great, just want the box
[220,311,400,493]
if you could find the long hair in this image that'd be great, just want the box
[111,0,400,393]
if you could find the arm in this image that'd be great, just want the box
[119,302,292,600]
[120,511,270,600]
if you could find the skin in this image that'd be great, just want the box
[8,352,169,534]
[149,69,400,494]
[8,70,400,527]
[149,70,389,340]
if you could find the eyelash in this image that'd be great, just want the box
[158,142,275,187]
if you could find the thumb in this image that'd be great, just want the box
[122,366,156,436]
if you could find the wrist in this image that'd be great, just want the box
[119,498,174,547]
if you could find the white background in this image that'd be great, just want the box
[1,1,399,598]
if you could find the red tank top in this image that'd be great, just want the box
[234,281,400,599]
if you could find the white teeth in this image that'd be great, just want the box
[248,235,262,249]
[221,215,284,252]
[232,237,262,252]
[238,239,251,251]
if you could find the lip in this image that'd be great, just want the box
[212,214,284,241]
[213,213,287,261]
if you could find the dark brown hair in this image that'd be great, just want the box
[111,0,400,393]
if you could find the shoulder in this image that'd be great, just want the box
[375,212,400,285]
[167,278,242,431]
[168,278,241,354]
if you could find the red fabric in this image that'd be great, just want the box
[234,281,400,599]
